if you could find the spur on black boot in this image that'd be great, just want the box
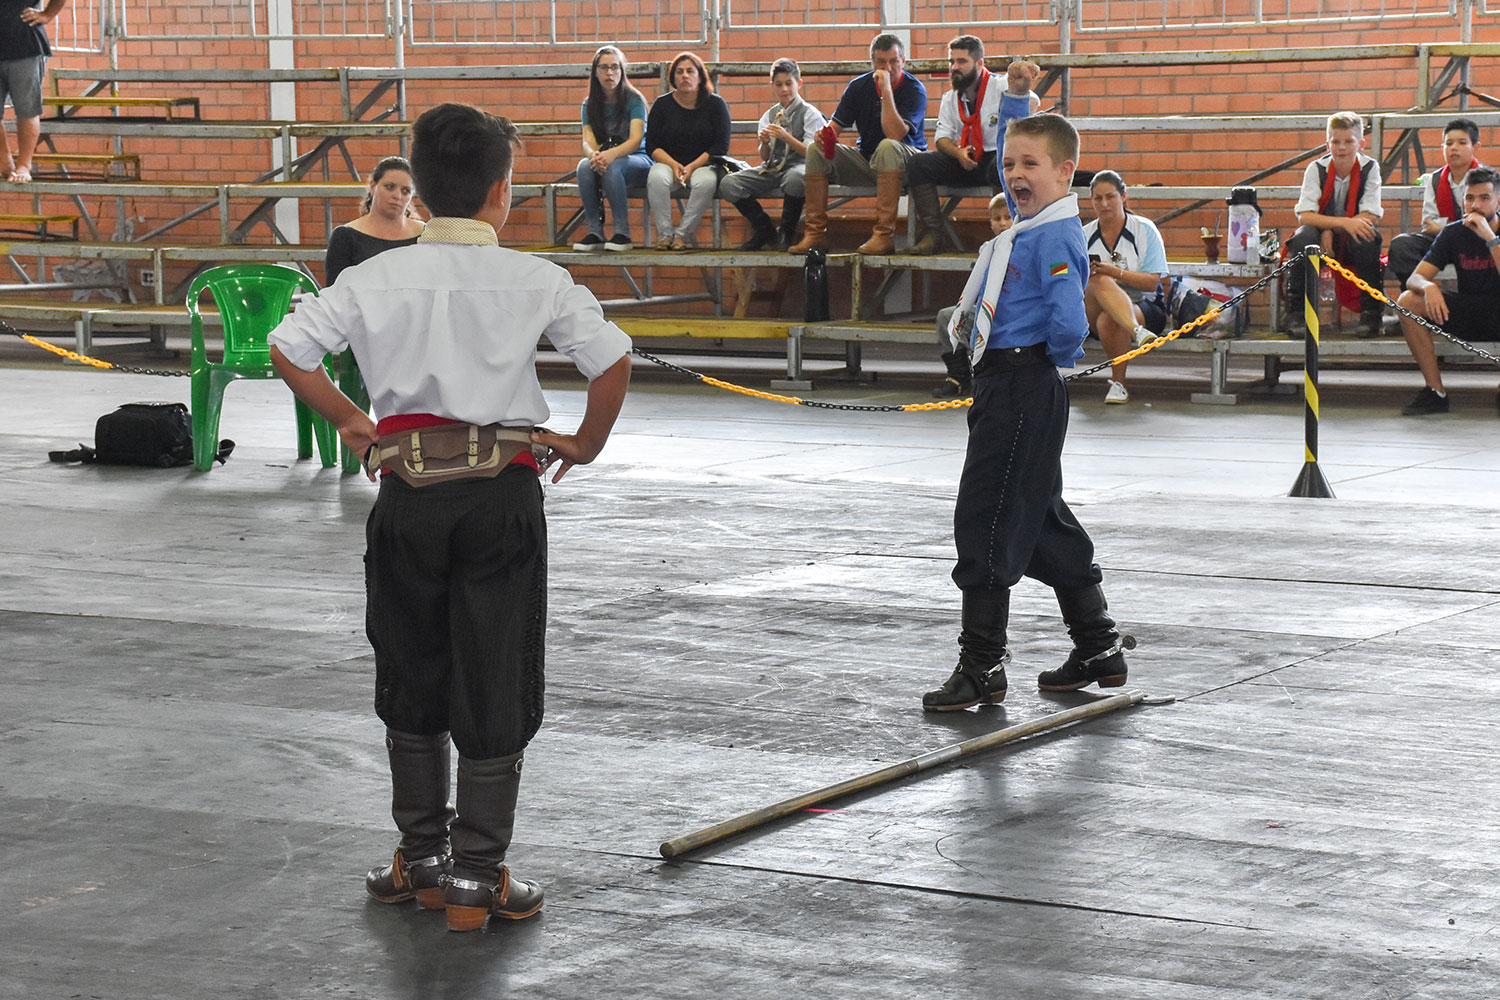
[444,866,545,930]
[1039,585,1133,691]
[924,589,1010,711]
[923,653,1009,712]
[366,848,451,908]
[931,349,973,399]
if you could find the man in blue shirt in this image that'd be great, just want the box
[787,32,928,255]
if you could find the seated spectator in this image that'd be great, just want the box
[1388,118,1482,290]
[1,0,66,183]
[931,193,1011,397]
[646,52,731,250]
[1285,112,1384,336]
[1082,170,1169,404]
[325,156,424,286]
[788,32,928,255]
[718,58,826,251]
[1395,165,1500,416]
[905,36,1038,256]
[573,45,651,252]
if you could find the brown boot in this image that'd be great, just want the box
[857,171,902,255]
[908,183,944,256]
[788,173,828,253]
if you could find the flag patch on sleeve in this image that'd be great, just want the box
[1049,262,1070,276]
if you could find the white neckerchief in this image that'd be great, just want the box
[948,194,1079,363]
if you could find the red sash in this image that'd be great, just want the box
[1318,159,1362,219]
[1435,159,1479,221]
[957,68,992,155]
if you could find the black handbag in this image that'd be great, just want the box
[49,402,232,467]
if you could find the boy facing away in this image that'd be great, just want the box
[269,103,632,930]
[923,113,1132,712]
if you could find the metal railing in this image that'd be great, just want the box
[404,0,709,47]
[1075,0,1465,32]
[721,0,1054,29]
[44,0,108,53]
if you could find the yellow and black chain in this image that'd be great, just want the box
[0,320,188,376]
[1320,253,1500,367]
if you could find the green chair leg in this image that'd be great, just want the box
[192,369,234,472]
[339,353,370,475]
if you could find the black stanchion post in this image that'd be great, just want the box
[1288,248,1336,498]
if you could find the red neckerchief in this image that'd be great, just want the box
[957,68,992,155]
[1436,159,1480,220]
[1318,157,1361,219]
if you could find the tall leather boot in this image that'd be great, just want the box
[908,183,945,256]
[923,589,1010,711]
[365,729,455,909]
[788,173,828,253]
[444,751,544,931]
[733,198,778,251]
[931,348,972,399]
[1037,584,1132,691]
[858,170,903,255]
[778,196,805,250]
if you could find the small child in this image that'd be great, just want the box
[931,192,1012,398]
[719,57,828,250]
[1285,111,1384,336]
[269,103,632,929]
[923,113,1132,712]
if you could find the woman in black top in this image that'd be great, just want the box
[325,156,425,286]
[645,52,731,249]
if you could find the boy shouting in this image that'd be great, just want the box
[924,114,1132,712]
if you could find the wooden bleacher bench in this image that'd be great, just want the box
[31,153,142,180]
[42,95,201,121]
[0,214,80,240]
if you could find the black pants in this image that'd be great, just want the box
[952,357,1103,593]
[365,466,547,760]
[1387,230,1436,288]
[1284,224,1384,315]
[906,149,999,189]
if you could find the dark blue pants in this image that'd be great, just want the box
[365,466,547,760]
[952,359,1103,594]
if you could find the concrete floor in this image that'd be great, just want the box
[2,358,1498,999]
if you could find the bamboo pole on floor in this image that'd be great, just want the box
[660,691,1155,860]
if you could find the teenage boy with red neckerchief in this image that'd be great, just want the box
[1285,111,1385,337]
[1389,118,1483,290]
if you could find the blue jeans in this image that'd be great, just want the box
[577,151,651,239]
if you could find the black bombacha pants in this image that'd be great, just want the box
[952,349,1104,595]
[365,466,547,761]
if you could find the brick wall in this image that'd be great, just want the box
[28,6,1500,307]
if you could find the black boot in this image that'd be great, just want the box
[365,729,455,908]
[777,196,805,250]
[1037,585,1133,691]
[931,349,973,399]
[733,199,778,251]
[923,589,1010,712]
[444,751,544,931]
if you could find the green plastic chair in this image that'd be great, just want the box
[187,263,337,472]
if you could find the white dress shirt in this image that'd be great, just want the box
[270,217,632,427]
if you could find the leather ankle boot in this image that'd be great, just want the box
[858,171,902,255]
[733,199,778,250]
[445,751,544,930]
[1037,584,1132,691]
[778,196,805,250]
[908,183,944,255]
[365,729,455,908]
[788,174,828,253]
[931,349,973,398]
[923,589,1010,711]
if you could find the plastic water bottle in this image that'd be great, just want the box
[1319,264,1335,303]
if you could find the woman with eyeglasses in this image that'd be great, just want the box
[1084,170,1170,404]
[574,45,651,251]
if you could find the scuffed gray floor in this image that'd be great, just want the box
[2,366,1497,999]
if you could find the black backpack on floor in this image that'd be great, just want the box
[49,402,232,468]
